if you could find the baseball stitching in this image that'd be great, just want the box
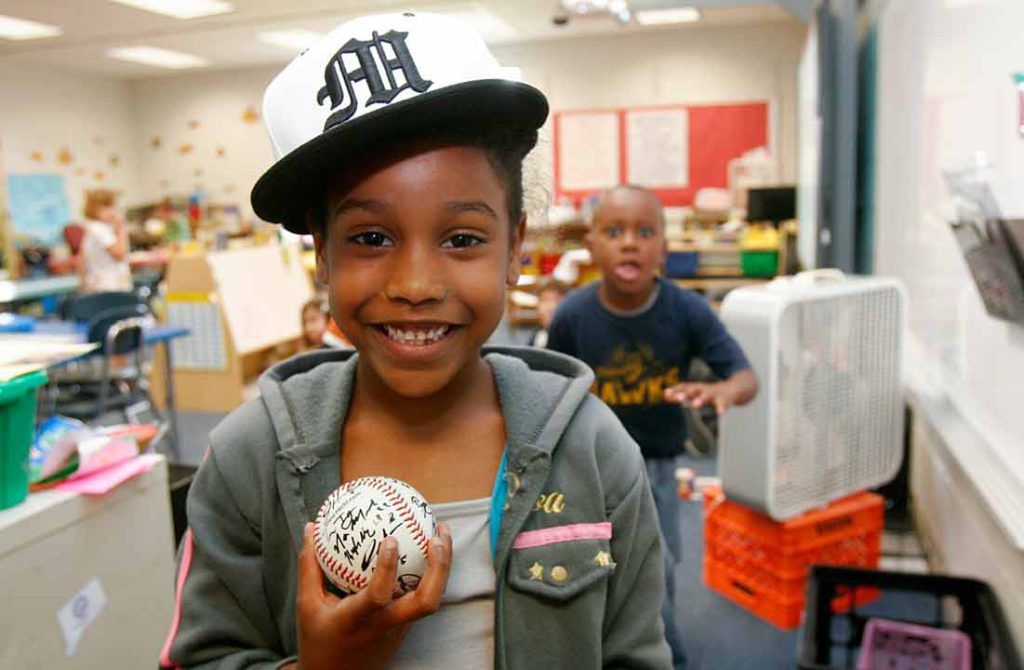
[313,501,369,592]
[313,477,432,593]
[364,477,432,556]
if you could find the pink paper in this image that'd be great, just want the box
[56,455,160,495]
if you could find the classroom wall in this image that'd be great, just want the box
[492,20,808,188]
[124,20,807,219]
[129,67,276,217]
[0,61,142,222]
[872,0,1024,630]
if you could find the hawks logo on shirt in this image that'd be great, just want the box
[592,345,681,406]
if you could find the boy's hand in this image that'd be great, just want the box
[664,382,737,416]
[295,521,452,670]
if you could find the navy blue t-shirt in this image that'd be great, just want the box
[546,277,750,459]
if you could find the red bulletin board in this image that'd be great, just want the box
[553,101,769,207]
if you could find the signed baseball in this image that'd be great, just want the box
[313,476,436,596]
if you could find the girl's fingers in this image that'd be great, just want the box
[387,523,452,625]
[366,537,401,608]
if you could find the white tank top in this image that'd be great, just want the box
[390,496,495,669]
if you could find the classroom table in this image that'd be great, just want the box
[6,319,190,461]
[0,275,80,305]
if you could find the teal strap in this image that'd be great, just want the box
[489,449,508,561]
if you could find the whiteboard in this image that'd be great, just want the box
[556,112,620,191]
[873,0,1024,477]
[208,243,310,355]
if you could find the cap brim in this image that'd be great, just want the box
[251,79,548,234]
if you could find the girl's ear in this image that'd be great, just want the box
[312,232,329,287]
[507,215,527,287]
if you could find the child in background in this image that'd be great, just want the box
[547,184,759,669]
[300,298,329,350]
[321,316,354,349]
[161,14,670,670]
[530,277,570,348]
[79,189,132,293]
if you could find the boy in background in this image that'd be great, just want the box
[547,185,758,668]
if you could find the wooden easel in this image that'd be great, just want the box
[154,242,312,413]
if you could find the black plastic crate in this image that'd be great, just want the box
[798,566,1021,670]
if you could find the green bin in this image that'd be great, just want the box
[0,370,47,510]
[741,250,779,278]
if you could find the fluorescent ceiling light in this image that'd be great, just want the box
[108,0,234,20]
[0,15,62,40]
[258,29,322,52]
[635,7,701,25]
[107,46,210,69]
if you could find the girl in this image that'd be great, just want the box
[79,188,132,293]
[161,13,670,670]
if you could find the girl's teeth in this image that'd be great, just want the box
[383,325,448,344]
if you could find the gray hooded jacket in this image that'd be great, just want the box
[161,347,671,669]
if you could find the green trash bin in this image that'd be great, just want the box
[0,370,47,510]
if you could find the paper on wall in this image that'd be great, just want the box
[56,577,107,657]
[625,108,689,188]
[557,112,620,192]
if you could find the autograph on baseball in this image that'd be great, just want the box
[314,477,436,595]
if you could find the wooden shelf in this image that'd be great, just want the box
[674,277,771,291]
[666,243,741,253]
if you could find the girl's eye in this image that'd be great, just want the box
[605,226,622,238]
[638,228,655,239]
[442,233,484,249]
[349,231,393,247]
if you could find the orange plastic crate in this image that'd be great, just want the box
[702,488,883,628]
[703,487,883,586]
[704,558,879,630]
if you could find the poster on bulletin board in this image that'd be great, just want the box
[625,108,689,188]
[556,111,620,192]
[6,174,71,247]
[553,101,769,207]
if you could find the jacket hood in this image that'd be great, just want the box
[256,347,595,473]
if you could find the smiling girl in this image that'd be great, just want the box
[161,13,670,670]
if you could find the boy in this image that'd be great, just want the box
[546,185,758,668]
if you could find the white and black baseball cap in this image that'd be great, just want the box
[251,12,549,233]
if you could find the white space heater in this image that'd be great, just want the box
[718,271,906,520]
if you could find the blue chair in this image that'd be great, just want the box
[51,302,162,422]
[58,291,143,323]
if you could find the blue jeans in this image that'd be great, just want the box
[646,457,687,670]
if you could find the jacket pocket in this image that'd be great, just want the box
[507,530,615,602]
